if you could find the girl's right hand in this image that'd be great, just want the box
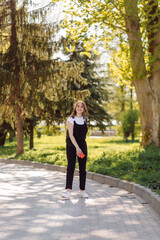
[76,147,82,154]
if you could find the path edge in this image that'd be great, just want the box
[0,158,160,217]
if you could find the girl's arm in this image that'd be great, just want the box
[67,121,82,154]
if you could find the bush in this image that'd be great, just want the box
[88,145,160,194]
[37,131,41,138]
[116,124,141,138]
[120,109,139,140]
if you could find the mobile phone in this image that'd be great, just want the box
[76,152,85,158]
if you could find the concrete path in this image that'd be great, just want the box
[0,162,160,240]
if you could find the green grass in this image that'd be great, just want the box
[0,134,160,195]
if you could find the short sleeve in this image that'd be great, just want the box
[67,117,74,125]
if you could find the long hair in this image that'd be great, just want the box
[70,100,88,120]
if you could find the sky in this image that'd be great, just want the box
[17,0,64,22]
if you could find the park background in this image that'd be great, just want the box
[0,0,160,196]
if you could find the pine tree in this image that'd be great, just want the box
[0,0,89,154]
[63,42,110,131]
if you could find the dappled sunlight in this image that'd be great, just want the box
[0,163,160,240]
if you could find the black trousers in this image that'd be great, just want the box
[65,140,87,190]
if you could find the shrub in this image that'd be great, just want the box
[88,146,160,195]
[119,109,139,140]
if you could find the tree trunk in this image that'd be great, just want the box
[151,95,160,146]
[124,0,153,146]
[16,108,24,154]
[149,0,160,147]
[151,58,160,146]
[130,87,133,110]
[120,85,125,111]
[29,123,34,149]
[131,128,134,141]
[133,79,153,146]
[145,0,160,146]
[9,129,15,142]
[10,0,24,153]
[0,132,7,146]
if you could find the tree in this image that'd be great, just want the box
[63,42,110,131]
[107,82,130,122]
[108,44,139,123]
[0,121,13,146]
[120,109,139,141]
[58,0,160,147]
[0,0,89,154]
[23,116,39,150]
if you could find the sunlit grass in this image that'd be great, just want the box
[0,134,140,161]
[87,136,140,158]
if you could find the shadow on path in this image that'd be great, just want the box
[0,163,160,240]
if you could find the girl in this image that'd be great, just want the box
[62,100,89,199]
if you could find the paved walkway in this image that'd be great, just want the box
[0,163,160,240]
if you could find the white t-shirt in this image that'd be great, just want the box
[67,116,85,125]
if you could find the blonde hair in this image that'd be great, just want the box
[70,100,88,120]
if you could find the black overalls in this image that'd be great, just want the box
[66,117,88,190]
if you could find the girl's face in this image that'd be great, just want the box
[76,102,84,115]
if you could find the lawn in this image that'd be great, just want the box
[0,134,140,165]
[0,134,160,195]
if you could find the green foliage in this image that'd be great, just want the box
[35,125,61,136]
[63,41,111,130]
[109,43,133,86]
[37,130,41,138]
[117,123,141,137]
[134,123,142,137]
[0,0,89,127]
[59,0,160,148]
[88,145,160,192]
[0,0,90,154]
[61,0,160,79]
[120,109,139,140]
